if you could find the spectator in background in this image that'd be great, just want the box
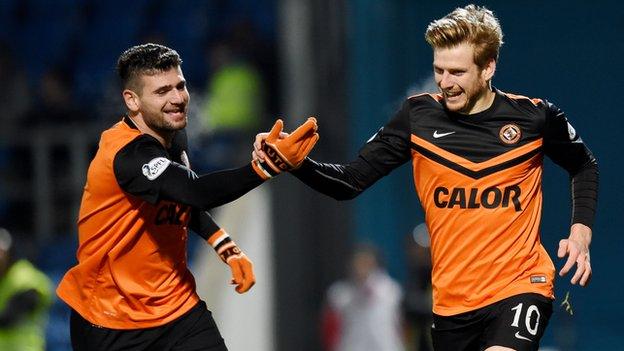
[192,26,265,172]
[0,40,32,136]
[0,41,32,221]
[0,228,53,351]
[21,66,83,128]
[403,223,432,351]
[321,244,405,351]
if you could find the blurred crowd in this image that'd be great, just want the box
[0,0,278,247]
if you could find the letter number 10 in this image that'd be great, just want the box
[510,303,540,335]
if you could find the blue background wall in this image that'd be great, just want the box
[348,1,623,349]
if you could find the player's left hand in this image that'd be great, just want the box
[558,223,592,286]
[209,230,256,293]
[226,252,255,294]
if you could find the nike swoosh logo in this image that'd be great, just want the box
[433,130,456,138]
[514,331,532,341]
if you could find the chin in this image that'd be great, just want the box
[444,101,465,113]
[172,120,187,130]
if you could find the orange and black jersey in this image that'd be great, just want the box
[293,89,598,316]
[57,117,264,329]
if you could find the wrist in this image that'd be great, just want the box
[251,159,280,180]
[207,229,242,263]
[570,223,592,246]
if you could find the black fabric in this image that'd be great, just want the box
[291,156,384,200]
[570,163,599,227]
[431,293,552,351]
[189,209,221,240]
[70,301,227,351]
[113,122,263,210]
[291,90,598,227]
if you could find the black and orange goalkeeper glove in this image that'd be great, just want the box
[251,117,319,179]
[208,229,255,294]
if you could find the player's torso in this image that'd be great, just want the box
[58,121,197,328]
[406,91,555,315]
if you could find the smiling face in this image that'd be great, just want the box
[433,42,496,115]
[125,66,189,133]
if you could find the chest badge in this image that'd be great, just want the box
[499,124,521,144]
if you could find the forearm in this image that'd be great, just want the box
[189,209,221,240]
[570,161,599,227]
[291,157,383,200]
[160,163,265,209]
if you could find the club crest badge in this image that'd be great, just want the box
[499,124,521,144]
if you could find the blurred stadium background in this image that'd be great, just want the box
[0,0,621,350]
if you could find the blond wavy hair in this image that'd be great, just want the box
[425,4,503,67]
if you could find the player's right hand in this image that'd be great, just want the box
[558,223,592,286]
[251,117,319,178]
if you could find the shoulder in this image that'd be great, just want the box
[101,120,143,147]
[498,90,557,114]
[405,92,445,112]
[113,132,170,184]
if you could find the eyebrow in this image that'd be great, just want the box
[152,80,186,93]
[433,64,466,72]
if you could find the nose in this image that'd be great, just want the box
[439,72,454,90]
[170,89,185,104]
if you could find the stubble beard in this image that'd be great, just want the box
[145,111,187,134]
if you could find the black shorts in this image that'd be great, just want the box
[431,293,553,351]
[70,301,227,351]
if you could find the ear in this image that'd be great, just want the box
[482,58,496,82]
[122,89,140,113]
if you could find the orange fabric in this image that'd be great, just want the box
[410,135,554,316]
[207,228,228,246]
[504,92,543,106]
[57,121,199,329]
[263,117,319,170]
[412,135,543,172]
[251,159,272,180]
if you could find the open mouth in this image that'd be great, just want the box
[444,91,462,99]
[164,108,186,120]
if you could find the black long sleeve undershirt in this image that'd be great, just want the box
[113,133,264,211]
[292,156,383,200]
[158,162,264,210]
[569,161,599,228]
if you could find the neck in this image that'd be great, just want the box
[468,87,496,115]
[128,113,173,148]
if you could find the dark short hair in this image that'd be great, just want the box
[116,43,182,90]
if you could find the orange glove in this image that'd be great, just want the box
[251,117,319,179]
[208,229,255,294]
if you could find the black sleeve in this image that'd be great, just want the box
[292,100,412,200]
[189,209,221,240]
[171,130,224,240]
[113,134,264,209]
[543,101,599,227]
[0,289,40,327]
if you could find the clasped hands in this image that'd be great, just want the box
[251,117,319,178]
